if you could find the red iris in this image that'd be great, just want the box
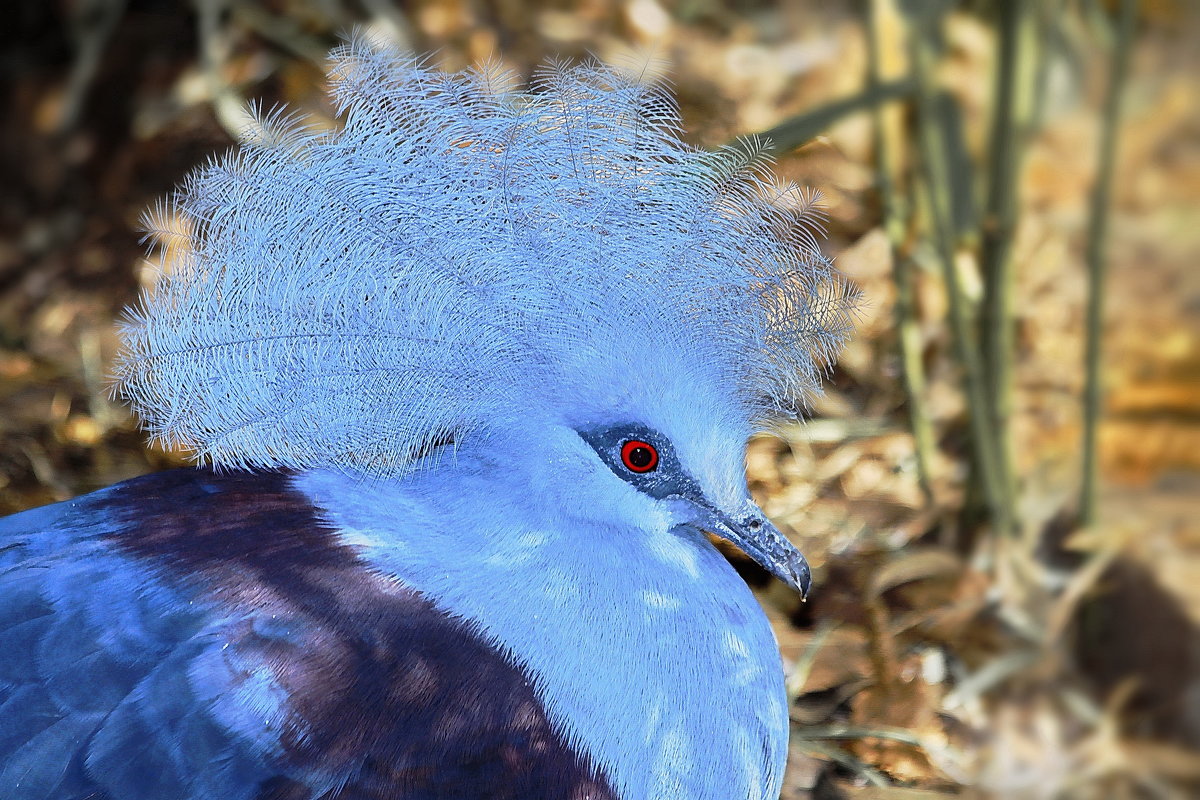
[620,440,658,473]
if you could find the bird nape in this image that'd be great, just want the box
[0,39,854,800]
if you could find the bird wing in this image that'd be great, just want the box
[0,478,288,799]
[0,469,618,800]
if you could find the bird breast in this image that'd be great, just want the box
[298,467,790,800]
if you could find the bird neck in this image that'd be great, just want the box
[295,464,789,800]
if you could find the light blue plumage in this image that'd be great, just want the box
[2,37,854,800]
[117,39,851,475]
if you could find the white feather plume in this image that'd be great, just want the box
[115,38,856,474]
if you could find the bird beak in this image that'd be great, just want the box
[678,498,812,599]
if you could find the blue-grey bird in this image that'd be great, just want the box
[0,40,853,800]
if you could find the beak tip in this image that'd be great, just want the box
[793,561,813,600]
[687,498,814,599]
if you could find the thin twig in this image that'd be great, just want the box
[57,0,129,134]
[358,0,417,51]
[867,0,936,505]
[790,739,893,787]
[793,725,926,748]
[230,4,333,64]
[1081,0,1138,526]
[787,620,840,699]
[193,0,256,142]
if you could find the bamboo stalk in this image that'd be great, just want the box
[980,0,1038,534]
[867,0,935,504]
[908,23,1012,538]
[1081,0,1138,526]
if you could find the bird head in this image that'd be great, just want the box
[574,419,810,596]
[114,39,854,594]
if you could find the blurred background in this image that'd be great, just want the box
[0,0,1196,797]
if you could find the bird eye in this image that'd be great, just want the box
[620,440,658,473]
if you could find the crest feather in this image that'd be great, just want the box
[115,37,855,474]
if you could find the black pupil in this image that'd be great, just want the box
[627,446,653,469]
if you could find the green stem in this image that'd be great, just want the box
[909,24,1011,537]
[751,78,914,156]
[980,0,1038,535]
[867,0,935,504]
[1081,0,1138,526]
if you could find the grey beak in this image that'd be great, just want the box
[684,499,812,598]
